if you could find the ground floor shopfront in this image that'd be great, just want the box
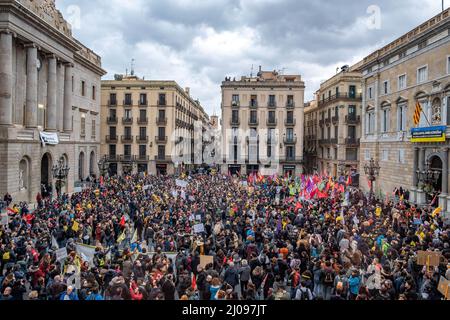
[221,163,304,177]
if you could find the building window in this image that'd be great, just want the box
[81,81,86,96]
[91,120,96,138]
[382,81,389,95]
[124,109,132,119]
[286,146,295,160]
[346,148,357,161]
[92,86,96,100]
[368,87,373,99]
[398,74,406,90]
[110,93,117,105]
[250,95,258,107]
[382,108,390,132]
[327,148,331,159]
[250,110,258,124]
[109,145,116,156]
[124,145,132,156]
[124,127,132,138]
[158,127,165,138]
[365,150,370,161]
[124,93,132,105]
[80,115,86,137]
[349,85,356,98]
[397,103,407,131]
[139,127,147,138]
[447,56,450,74]
[269,95,276,106]
[158,94,166,105]
[366,111,375,134]
[158,146,165,159]
[140,93,147,105]
[382,150,389,161]
[139,145,147,157]
[398,149,405,164]
[417,66,428,84]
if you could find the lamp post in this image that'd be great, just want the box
[364,158,380,201]
[52,158,70,198]
[416,160,440,192]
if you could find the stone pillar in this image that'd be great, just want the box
[63,63,73,132]
[440,148,449,211]
[25,44,38,128]
[0,31,13,125]
[412,147,419,187]
[46,55,57,131]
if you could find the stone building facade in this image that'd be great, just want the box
[304,100,319,173]
[221,67,305,176]
[315,64,363,177]
[360,8,450,217]
[100,75,209,176]
[0,0,105,203]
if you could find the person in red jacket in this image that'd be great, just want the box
[130,282,143,300]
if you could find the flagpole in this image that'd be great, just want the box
[420,109,432,127]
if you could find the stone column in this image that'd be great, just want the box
[416,147,426,205]
[0,31,13,125]
[63,63,73,132]
[440,148,449,211]
[46,55,57,131]
[25,44,38,128]
[410,147,419,204]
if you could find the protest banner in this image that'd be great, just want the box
[193,223,205,234]
[176,179,189,188]
[199,255,214,269]
[75,243,96,265]
[56,248,68,262]
[143,185,150,191]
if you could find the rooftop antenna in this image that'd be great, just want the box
[125,68,128,76]
[131,58,135,76]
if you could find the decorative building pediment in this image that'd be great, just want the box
[432,81,442,93]
[17,0,72,37]
[396,96,408,104]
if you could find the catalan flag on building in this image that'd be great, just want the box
[413,101,422,126]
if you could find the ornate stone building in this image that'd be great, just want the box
[221,67,305,176]
[100,74,209,176]
[360,8,450,218]
[0,0,105,202]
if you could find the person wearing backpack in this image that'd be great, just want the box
[295,280,314,300]
[321,261,335,300]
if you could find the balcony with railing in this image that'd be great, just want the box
[122,117,133,125]
[267,102,277,109]
[155,136,168,144]
[325,118,331,126]
[318,92,362,107]
[108,99,117,107]
[123,99,133,107]
[332,116,339,125]
[230,118,240,125]
[157,99,167,106]
[139,99,148,107]
[249,100,258,108]
[105,135,118,143]
[136,135,149,143]
[120,154,134,162]
[330,138,338,144]
[319,138,330,145]
[121,135,134,143]
[107,116,118,125]
[283,137,297,144]
[345,115,361,124]
[156,117,167,125]
[155,155,172,162]
[286,101,295,109]
[285,119,296,126]
[107,154,119,162]
[136,155,150,162]
[267,118,277,126]
[249,118,259,126]
[345,137,360,146]
[137,117,148,125]
[231,101,240,108]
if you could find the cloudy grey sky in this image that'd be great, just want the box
[57,0,446,115]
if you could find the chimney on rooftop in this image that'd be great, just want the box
[185,87,190,96]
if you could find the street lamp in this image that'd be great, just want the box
[98,155,109,177]
[416,160,440,192]
[364,158,380,200]
[52,158,70,198]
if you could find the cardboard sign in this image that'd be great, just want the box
[437,276,450,300]
[176,179,189,189]
[196,215,202,221]
[143,185,150,191]
[56,248,68,262]
[199,255,214,269]
[417,251,441,266]
[193,223,205,234]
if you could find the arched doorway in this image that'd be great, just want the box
[41,153,52,198]
[79,152,85,181]
[89,151,96,178]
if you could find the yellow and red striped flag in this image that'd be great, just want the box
[413,101,422,126]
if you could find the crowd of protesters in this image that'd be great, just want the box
[0,171,449,301]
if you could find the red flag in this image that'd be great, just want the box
[120,216,126,227]
[346,175,352,186]
[191,274,197,290]
[310,188,318,199]
[295,202,303,212]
